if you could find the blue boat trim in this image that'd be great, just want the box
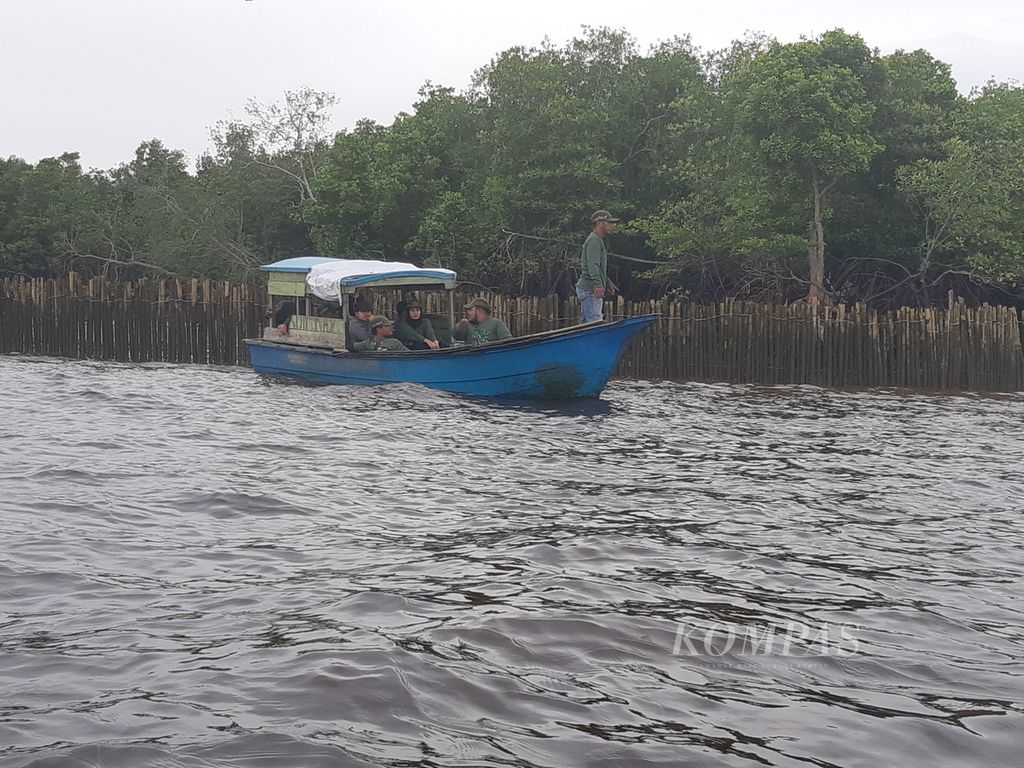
[245,315,658,399]
[259,256,339,273]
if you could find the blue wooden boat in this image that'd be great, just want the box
[245,257,656,399]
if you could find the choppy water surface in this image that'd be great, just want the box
[1,356,1023,768]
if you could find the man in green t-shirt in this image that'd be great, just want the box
[453,298,512,346]
[352,316,406,352]
[575,210,620,323]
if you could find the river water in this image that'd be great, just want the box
[1,355,1022,768]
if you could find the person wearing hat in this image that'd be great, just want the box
[453,298,512,346]
[576,210,620,323]
[395,297,440,350]
[347,296,375,347]
[352,316,406,351]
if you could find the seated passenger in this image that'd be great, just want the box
[395,298,439,350]
[352,316,406,352]
[347,297,374,347]
[268,299,297,335]
[453,298,512,346]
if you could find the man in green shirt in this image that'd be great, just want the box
[453,298,512,346]
[352,316,406,352]
[576,210,620,323]
[395,298,440,350]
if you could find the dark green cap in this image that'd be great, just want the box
[370,315,394,330]
[591,210,620,223]
[405,298,423,310]
[464,297,493,312]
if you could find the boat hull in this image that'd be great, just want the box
[244,315,657,399]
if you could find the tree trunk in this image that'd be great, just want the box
[808,172,828,303]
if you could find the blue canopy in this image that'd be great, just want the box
[340,270,456,287]
[259,257,339,273]
[261,257,458,299]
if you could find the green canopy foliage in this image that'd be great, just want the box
[1,30,1022,307]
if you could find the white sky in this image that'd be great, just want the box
[1,0,1021,171]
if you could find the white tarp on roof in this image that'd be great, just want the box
[305,259,455,301]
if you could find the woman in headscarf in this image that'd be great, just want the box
[394,298,439,350]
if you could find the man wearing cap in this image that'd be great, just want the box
[347,296,375,348]
[453,298,512,346]
[576,210,620,324]
[352,316,406,351]
[395,298,440,350]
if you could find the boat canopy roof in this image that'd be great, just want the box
[259,256,339,273]
[260,257,458,300]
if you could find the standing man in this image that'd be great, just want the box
[576,210,620,324]
[453,298,512,346]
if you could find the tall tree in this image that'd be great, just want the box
[636,33,810,301]
[211,87,338,204]
[0,153,101,276]
[728,30,884,301]
[825,48,962,302]
[470,28,629,290]
[198,125,314,270]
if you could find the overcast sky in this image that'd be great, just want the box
[2,0,1021,171]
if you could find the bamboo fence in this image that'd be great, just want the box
[2,275,1022,391]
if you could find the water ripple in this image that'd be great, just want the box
[1,356,1023,767]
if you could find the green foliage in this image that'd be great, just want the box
[731,31,883,181]
[890,81,1024,293]
[0,153,100,275]
[304,114,449,257]
[304,27,710,293]
[825,47,961,277]
[899,137,1024,281]
[1,30,1022,307]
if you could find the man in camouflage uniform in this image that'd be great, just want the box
[453,298,512,346]
[352,316,406,352]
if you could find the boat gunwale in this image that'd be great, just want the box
[244,315,658,358]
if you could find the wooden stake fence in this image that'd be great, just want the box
[0,275,263,366]
[2,276,1022,391]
